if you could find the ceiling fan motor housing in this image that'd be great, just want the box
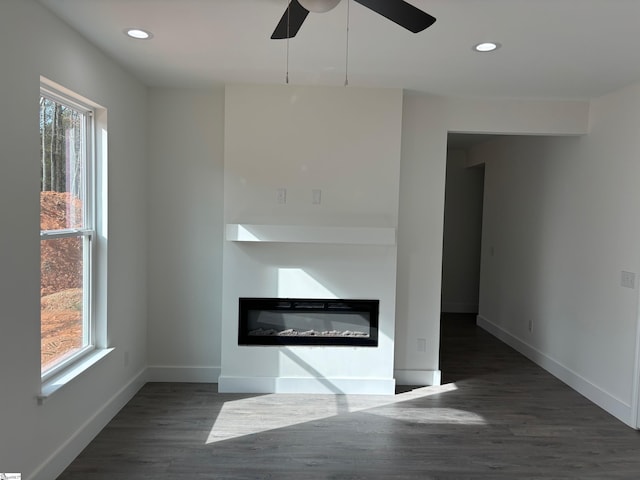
[298,0,341,13]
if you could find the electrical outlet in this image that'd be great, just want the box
[417,338,426,352]
[312,189,322,205]
[528,320,533,333]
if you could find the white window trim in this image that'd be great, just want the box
[39,77,109,396]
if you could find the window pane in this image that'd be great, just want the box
[39,96,85,230]
[41,236,86,373]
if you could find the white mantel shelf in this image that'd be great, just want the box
[226,224,396,246]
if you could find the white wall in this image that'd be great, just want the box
[395,94,448,384]
[0,1,148,478]
[147,88,225,382]
[477,83,640,426]
[223,85,402,227]
[221,85,402,394]
[441,149,484,313]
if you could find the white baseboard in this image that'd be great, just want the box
[394,369,441,386]
[30,368,147,480]
[476,314,633,427]
[218,375,396,395]
[441,302,478,314]
[147,365,221,383]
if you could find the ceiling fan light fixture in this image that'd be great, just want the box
[298,0,341,13]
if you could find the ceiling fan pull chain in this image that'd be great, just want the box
[286,37,290,84]
[345,0,350,86]
[286,2,291,84]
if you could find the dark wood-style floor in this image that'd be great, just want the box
[58,314,640,479]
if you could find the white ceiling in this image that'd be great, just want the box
[37,0,640,100]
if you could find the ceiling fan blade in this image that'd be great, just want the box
[353,0,436,33]
[271,0,310,39]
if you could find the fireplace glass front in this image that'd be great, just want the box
[238,298,379,347]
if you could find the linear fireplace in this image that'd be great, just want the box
[238,298,379,347]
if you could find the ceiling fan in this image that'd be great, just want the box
[271,0,436,39]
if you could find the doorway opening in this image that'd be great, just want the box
[440,133,490,317]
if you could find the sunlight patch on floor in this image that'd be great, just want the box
[206,382,463,444]
[366,407,487,425]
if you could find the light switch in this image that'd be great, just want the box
[621,271,635,289]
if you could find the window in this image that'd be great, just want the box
[39,82,96,380]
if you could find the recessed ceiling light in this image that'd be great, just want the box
[474,42,501,52]
[125,28,153,40]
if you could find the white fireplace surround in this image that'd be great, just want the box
[220,85,402,395]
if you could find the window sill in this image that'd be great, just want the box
[38,347,114,404]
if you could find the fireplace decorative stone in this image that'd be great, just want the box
[238,297,379,347]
